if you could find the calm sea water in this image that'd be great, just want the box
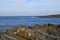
[0,16,60,32]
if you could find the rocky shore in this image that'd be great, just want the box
[0,24,60,40]
[39,14,60,18]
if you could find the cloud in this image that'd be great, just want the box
[0,0,16,2]
[15,0,60,12]
[0,0,60,16]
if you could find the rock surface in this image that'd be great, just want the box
[0,24,60,40]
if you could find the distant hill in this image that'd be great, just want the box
[39,14,60,18]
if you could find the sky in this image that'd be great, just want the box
[0,0,60,16]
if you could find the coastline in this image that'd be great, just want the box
[38,14,60,18]
[0,24,60,40]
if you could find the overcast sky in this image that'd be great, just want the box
[0,0,60,16]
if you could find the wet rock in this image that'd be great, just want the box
[57,24,60,28]
[0,32,3,40]
[33,24,42,29]
[0,24,60,40]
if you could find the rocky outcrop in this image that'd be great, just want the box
[39,14,60,18]
[0,24,60,40]
[0,32,3,40]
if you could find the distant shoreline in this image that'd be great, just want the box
[39,14,60,18]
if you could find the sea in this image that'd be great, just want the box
[0,16,60,32]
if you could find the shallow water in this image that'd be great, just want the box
[0,16,60,32]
